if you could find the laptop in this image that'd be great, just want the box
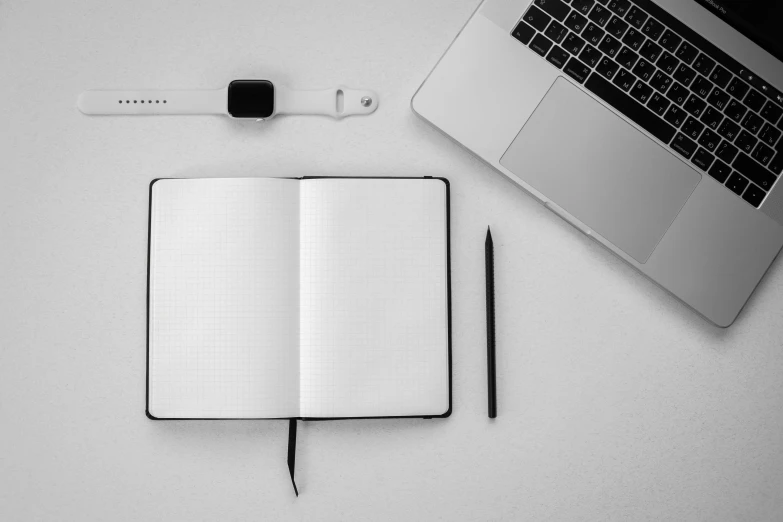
[413,0,783,327]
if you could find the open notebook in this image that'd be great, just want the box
[147,177,451,420]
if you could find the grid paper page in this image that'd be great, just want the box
[299,179,449,418]
[148,178,300,418]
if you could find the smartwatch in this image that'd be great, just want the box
[77,80,378,120]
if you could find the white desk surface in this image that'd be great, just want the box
[2,0,783,520]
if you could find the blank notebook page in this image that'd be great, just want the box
[148,178,300,418]
[299,179,450,418]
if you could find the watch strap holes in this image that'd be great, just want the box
[117,99,166,104]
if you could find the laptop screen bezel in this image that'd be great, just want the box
[690,0,783,65]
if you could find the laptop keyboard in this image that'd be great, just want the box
[511,0,783,208]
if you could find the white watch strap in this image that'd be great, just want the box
[77,85,379,118]
[275,86,378,118]
[77,89,227,115]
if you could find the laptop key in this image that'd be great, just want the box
[733,153,775,190]
[641,18,665,41]
[682,116,705,141]
[725,172,750,196]
[598,34,621,57]
[683,95,706,118]
[700,106,723,130]
[562,33,587,55]
[621,27,644,51]
[534,0,570,22]
[760,101,783,125]
[708,159,732,183]
[744,89,765,112]
[529,33,554,57]
[742,183,766,208]
[741,112,764,135]
[544,20,569,44]
[751,142,774,166]
[615,46,638,69]
[664,105,687,128]
[571,0,596,16]
[692,53,716,77]
[596,56,620,80]
[690,76,713,99]
[665,82,688,106]
[632,58,655,82]
[672,63,696,87]
[588,4,611,26]
[671,132,698,159]
[649,71,672,94]
[630,80,654,104]
[605,15,629,38]
[724,99,747,123]
[698,129,720,152]
[657,52,679,75]
[658,30,682,54]
[735,130,757,154]
[564,11,589,33]
[727,77,750,100]
[746,77,778,103]
[691,147,715,171]
[708,65,732,89]
[606,0,631,16]
[706,88,730,111]
[769,153,783,175]
[546,46,571,69]
[718,119,741,141]
[579,44,602,67]
[674,41,699,65]
[647,92,670,116]
[522,6,553,32]
[612,68,636,92]
[582,22,605,46]
[583,73,676,144]
[624,6,648,29]
[512,22,536,45]
[563,57,592,83]
[759,123,781,147]
[716,141,739,164]
[639,39,662,62]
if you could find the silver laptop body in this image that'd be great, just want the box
[413,0,783,326]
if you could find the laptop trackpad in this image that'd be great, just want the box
[500,77,701,263]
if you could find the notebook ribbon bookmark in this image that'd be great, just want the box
[287,419,299,496]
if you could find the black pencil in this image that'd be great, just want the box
[485,227,497,418]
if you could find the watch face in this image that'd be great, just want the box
[227,80,274,118]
